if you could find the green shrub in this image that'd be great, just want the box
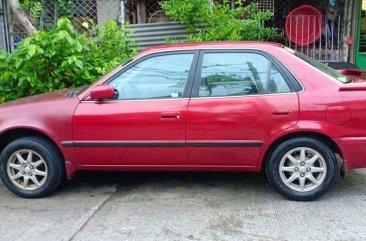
[0,18,137,103]
[21,0,76,29]
[160,0,277,42]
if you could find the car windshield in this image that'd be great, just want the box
[284,47,351,84]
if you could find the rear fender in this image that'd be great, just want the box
[257,120,342,171]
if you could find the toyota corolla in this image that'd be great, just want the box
[0,42,365,201]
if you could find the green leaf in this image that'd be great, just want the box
[36,46,44,54]
[66,35,75,45]
[58,30,67,40]
[67,57,73,65]
[27,44,36,57]
[2,71,9,81]
[76,60,83,69]
[22,38,31,48]
[76,42,83,52]
[15,60,22,69]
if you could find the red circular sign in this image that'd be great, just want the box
[285,5,324,46]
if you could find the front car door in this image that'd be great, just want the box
[73,51,198,167]
[186,50,300,167]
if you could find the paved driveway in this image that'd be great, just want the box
[1,170,366,241]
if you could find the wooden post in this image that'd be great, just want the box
[7,0,36,35]
[136,0,146,24]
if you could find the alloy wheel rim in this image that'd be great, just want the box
[6,149,48,191]
[279,147,327,192]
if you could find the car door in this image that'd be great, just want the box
[73,51,198,166]
[186,50,300,167]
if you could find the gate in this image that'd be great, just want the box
[356,0,366,68]
[0,0,11,51]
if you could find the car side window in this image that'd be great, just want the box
[268,64,291,94]
[110,53,194,100]
[198,53,291,97]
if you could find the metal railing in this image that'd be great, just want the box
[0,0,11,51]
[286,15,342,62]
[1,0,167,51]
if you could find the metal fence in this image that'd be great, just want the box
[128,21,188,48]
[4,0,164,51]
[1,0,347,63]
[287,15,342,62]
[0,0,11,51]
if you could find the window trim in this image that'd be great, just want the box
[190,49,302,98]
[100,50,200,101]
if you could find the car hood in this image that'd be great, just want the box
[0,89,81,125]
[0,90,77,109]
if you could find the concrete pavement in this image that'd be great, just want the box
[1,170,366,241]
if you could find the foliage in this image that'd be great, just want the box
[21,0,43,28]
[21,0,76,29]
[0,18,137,103]
[160,0,277,42]
[161,0,209,33]
[94,21,137,74]
[55,0,76,17]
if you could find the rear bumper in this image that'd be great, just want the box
[333,137,366,170]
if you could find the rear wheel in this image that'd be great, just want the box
[266,137,338,201]
[0,137,65,198]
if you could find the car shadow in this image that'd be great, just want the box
[49,169,366,201]
[57,171,271,194]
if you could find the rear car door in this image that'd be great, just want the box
[73,51,198,166]
[186,50,300,167]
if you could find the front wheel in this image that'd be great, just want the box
[266,137,338,201]
[0,137,65,198]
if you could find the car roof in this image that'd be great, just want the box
[135,41,284,58]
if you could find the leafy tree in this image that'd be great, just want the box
[161,0,277,42]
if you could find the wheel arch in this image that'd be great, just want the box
[261,131,344,176]
[0,128,65,164]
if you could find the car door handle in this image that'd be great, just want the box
[160,112,181,119]
[272,109,291,116]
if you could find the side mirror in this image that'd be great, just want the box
[89,85,116,100]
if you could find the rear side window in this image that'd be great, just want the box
[198,53,291,97]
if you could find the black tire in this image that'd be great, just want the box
[266,137,338,201]
[0,137,65,198]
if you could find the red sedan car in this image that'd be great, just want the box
[0,42,365,201]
